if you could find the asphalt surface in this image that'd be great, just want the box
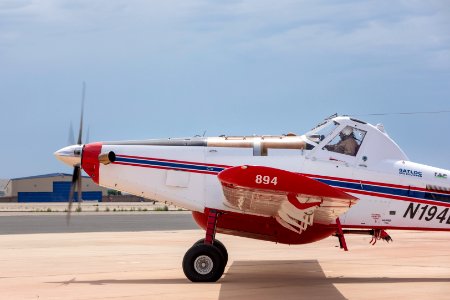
[0,213,199,234]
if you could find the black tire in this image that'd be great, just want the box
[193,238,228,266]
[182,244,225,282]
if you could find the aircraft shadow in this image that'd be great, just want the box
[218,260,450,300]
[49,278,188,285]
[48,260,449,299]
[219,260,345,300]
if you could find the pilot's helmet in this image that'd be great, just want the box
[340,127,353,137]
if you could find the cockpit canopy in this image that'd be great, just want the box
[305,116,408,161]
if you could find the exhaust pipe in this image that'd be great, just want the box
[98,151,116,165]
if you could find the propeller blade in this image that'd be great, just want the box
[68,122,75,146]
[77,82,85,145]
[66,165,80,224]
[77,167,82,209]
[67,82,86,224]
[86,126,90,144]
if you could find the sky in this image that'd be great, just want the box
[0,0,449,179]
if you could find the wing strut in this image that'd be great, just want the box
[335,218,348,251]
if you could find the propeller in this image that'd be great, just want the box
[66,82,86,224]
[68,122,75,146]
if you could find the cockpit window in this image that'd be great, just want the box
[306,121,339,144]
[323,126,366,156]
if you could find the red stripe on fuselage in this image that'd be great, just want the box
[113,161,219,175]
[116,156,442,195]
[116,154,230,168]
[101,155,449,206]
[302,173,449,194]
[339,187,450,208]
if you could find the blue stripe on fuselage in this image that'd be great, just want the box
[115,156,225,173]
[315,178,449,204]
[115,156,449,204]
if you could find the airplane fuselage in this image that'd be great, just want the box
[56,116,450,282]
[81,133,450,244]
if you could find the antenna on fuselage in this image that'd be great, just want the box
[325,113,338,120]
[349,110,450,117]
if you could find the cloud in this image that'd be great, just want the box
[0,0,448,71]
[178,1,450,69]
[0,0,31,10]
[428,49,450,69]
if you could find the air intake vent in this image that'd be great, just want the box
[426,185,450,192]
[425,185,450,202]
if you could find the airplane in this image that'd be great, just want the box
[55,114,450,282]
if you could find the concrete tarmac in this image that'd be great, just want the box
[1,225,449,300]
[0,212,197,234]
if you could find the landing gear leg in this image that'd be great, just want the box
[182,209,228,282]
[335,218,348,251]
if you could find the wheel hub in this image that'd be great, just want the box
[194,255,213,275]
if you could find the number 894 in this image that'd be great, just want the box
[255,175,278,185]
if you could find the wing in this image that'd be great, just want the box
[217,165,358,234]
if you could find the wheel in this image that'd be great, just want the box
[193,239,228,265]
[193,238,228,266]
[182,243,225,282]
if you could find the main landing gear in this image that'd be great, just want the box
[334,218,393,251]
[182,209,228,282]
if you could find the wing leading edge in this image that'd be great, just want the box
[217,166,358,234]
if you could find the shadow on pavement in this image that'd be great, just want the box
[48,259,450,299]
[219,260,346,300]
[52,278,189,285]
[218,260,449,299]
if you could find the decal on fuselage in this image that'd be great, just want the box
[399,168,423,178]
[403,202,450,223]
[435,172,448,179]
[371,213,381,223]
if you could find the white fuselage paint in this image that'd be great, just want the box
[97,117,450,231]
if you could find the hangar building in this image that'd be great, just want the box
[3,173,108,202]
[0,179,7,197]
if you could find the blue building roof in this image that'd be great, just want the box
[12,173,91,180]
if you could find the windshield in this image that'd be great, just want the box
[324,126,367,156]
[306,121,339,143]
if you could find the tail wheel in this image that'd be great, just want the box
[193,238,228,266]
[182,244,225,282]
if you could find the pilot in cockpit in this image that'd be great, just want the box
[324,126,358,156]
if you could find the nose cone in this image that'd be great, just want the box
[54,145,83,167]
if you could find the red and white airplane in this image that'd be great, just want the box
[55,114,450,282]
